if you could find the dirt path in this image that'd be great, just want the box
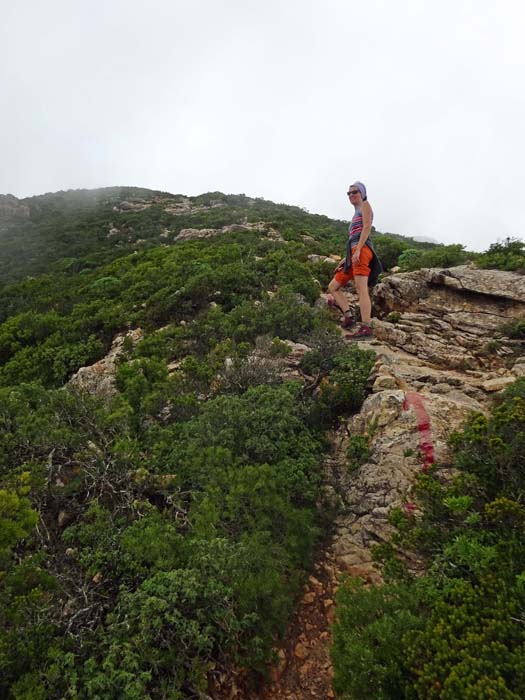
[257,551,339,700]
[256,424,347,699]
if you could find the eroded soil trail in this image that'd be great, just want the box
[258,550,340,700]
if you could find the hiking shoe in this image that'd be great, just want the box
[341,315,356,329]
[345,323,374,341]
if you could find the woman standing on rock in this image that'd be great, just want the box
[327,181,380,340]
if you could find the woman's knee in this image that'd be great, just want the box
[354,276,370,295]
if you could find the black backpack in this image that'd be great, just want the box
[368,248,384,288]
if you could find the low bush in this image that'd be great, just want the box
[346,434,370,473]
[500,318,525,340]
[477,237,525,272]
[398,244,470,272]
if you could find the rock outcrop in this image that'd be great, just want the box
[113,195,228,216]
[371,265,525,368]
[325,265,525,582]
[376,265,525,307]
[68,329,143,396]
[0,193,30,221]
[174,221,283,242]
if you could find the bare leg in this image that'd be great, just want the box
[328,278,350,314]
[354,275,372,324]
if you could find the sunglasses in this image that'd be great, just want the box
[347,190,360,196]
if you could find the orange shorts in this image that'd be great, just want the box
[334,245,373,285]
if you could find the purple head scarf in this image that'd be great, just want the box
[351,181,367,200]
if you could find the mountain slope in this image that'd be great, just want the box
[0,186,446,284]
[1,186,524,699]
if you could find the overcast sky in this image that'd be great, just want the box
[2,0,524,251]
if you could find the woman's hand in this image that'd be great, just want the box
[352,246,362,265]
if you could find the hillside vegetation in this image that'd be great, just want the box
[0,187,378,698]
[1,187,524,699]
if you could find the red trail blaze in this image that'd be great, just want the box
[403,392,435,471]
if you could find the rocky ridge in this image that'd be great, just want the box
[261,265,525,700]
[114,195,234,215]
[327,265,524,576]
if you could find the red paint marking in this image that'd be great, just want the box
[403,392,435,471]
[403,501,417,516]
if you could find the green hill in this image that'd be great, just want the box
[1,186,524,699]
[0,186,453,284]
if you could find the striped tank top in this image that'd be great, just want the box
[344,204,376,274]
[348,205,374,246]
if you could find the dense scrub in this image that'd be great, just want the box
[0,346,375,697]
[332,379,525,699]
[0,186,434,391]
[0,189,377,698]
[393,238,525,274]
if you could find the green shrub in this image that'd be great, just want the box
[311,345,375,425]
[93,569,237,697]
[346,434,370,473]
[398,244,470,272]
[398,248,425,271]
[477,237,525,272]
[0,474,38,564]
[500,318,525,339]
[298,326,346,376]
[331,578,423,700]
[373,236,409,270]
[450,379,525,499]
[387,311,402,324]
[405,577,525,700]
[0,476,59,698]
